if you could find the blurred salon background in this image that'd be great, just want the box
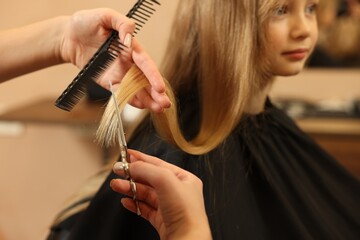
[0,0,359,239]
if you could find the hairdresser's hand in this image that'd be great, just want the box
[60,8,170,113]
[110,150,212,240]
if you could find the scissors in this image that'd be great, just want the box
[109,81,141,216]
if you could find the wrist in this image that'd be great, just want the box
[29,15,69,66]
[168,218,212,240]
[52,15,71,64]
[0,16,70,81]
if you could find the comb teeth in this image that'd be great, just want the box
[55,32,125,111]
[55,0,160,111]
[127,0,160,34]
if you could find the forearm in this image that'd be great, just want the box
[0,16,69,82]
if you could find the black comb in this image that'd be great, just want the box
[55,0,161,111]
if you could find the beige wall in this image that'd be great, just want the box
[271,68,360,101]
[0,124,103,240]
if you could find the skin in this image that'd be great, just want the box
[0,8,170,113]
[111,150,212,240]
[267,0,319,76]
[251,0,319,113]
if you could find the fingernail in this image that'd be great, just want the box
[154,106,162,113]
[113,162,124,172]
[164,99,172,108]
[124,33,132,48]
[129,154,135,163]
[110,179,115,188]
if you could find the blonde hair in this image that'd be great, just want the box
[97,0,279,155]
[54,0,282,225]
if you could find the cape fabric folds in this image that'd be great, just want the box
[49,97,360,240]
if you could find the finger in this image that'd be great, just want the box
[110,178,159,209]
[113,156,178,189]
[128,149,186,174]
[134,88,163,112]
[99,8,136,47]
[128,95,145,109]
[131,39,167,95]
[113,162,130,179]
[128,151,199,184]
[118,160,181,196]
[129,88,169,113]
[146,86,172,109]
[121,198,161,228]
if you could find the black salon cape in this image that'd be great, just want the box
[49,96,360,240]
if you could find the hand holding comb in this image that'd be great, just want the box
[55,0,161,112]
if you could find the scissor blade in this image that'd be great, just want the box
[108,82,127,149]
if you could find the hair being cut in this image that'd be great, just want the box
[97,0,276,155]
